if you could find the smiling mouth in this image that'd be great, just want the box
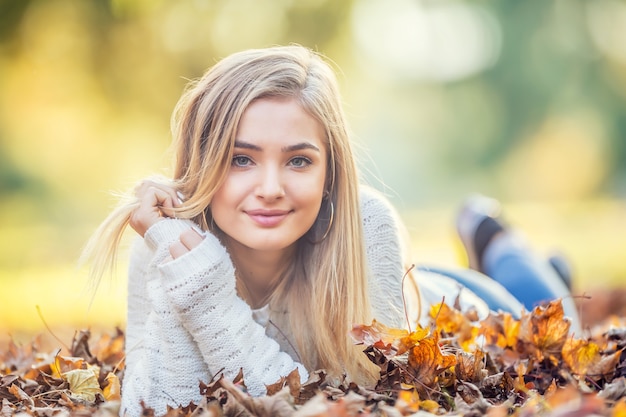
[246,210,291,227]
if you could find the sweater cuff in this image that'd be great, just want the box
[143,218,197,251]
[158,232,232,287]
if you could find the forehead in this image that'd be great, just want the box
[236,97,327,149]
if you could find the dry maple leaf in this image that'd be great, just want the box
[562,338,603,376]
[471,312,520,350]
[518,299,571,361]
[266,367,301,400]
[455,350,486,383]
[350,320,429,357]
[51,354,86,378]
[430,302,472,336]
[93,329,126,368]
[407,332,457,387]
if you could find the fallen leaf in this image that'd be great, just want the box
[103,372,121,402]
[63,367,102,402]
[518,299,571,361]
[407,333,456,386]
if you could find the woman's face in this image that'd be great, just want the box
[211,97,328,254]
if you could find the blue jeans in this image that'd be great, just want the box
[418,236,580,331]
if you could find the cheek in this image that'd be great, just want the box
[209,183,235,225]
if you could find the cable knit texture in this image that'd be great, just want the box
[121,186,406,416]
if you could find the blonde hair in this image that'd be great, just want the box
[83,45,377,384]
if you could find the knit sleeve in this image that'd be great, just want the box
[360,186,408,329]
[148,219,309,396]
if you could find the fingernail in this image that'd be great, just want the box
[191,224,206,237]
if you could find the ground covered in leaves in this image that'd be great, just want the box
[1,299,626,417]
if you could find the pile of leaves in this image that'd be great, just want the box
[1,299,625,416]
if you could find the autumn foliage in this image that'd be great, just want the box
[2,299,625,416]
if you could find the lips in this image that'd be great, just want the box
[245,209,291,227]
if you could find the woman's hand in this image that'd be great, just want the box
[130,179,206,259]
[130,180,181,237]
[170,227,205,259]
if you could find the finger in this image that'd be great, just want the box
[155,190,177,218]
[143,186,178,218]
[135,180,182,208]
[169,241,189,259]
[129,187,174,236]
[179,227,205,250]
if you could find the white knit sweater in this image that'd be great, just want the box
[121,186,408,416]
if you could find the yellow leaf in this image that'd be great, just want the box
[396,389,420,412]
[51,355,85,378]
[430,302,468,334]
[103,372,121,402]
[63,366,102,402]
[562,338,600,375]
[562,338,622,381]
[419,399,440,413]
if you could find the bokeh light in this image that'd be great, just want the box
[1,0,625,340]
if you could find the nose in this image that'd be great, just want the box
[255,165,285,201]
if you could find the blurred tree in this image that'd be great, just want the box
[0,0,33,44]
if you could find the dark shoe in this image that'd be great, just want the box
[548,252,573,290]
[456,194,506,272]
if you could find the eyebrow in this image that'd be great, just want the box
[234,140,321,153]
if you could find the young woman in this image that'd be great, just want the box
[83,45,579,416]
[84,45,409,416]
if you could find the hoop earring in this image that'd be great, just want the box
[307,200,334,244]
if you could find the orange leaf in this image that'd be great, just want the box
[518,299,571,360]
[351,320,428,356]
[407,333,457,386]
[93,331,125,368]
[51,355,86,378]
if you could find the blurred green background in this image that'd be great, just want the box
[1,0,625,340]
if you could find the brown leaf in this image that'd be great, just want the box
[266,368,301,399]
[518,299,571,361]
[71,330,94,362]
[8,383,34,407]
[218,377,295,417]
[456,350,486,383]
[92,329,125,368]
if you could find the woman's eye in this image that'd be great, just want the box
[232,155,252,167]
[289,157,311,168]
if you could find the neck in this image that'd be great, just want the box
[224,239,296,309]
